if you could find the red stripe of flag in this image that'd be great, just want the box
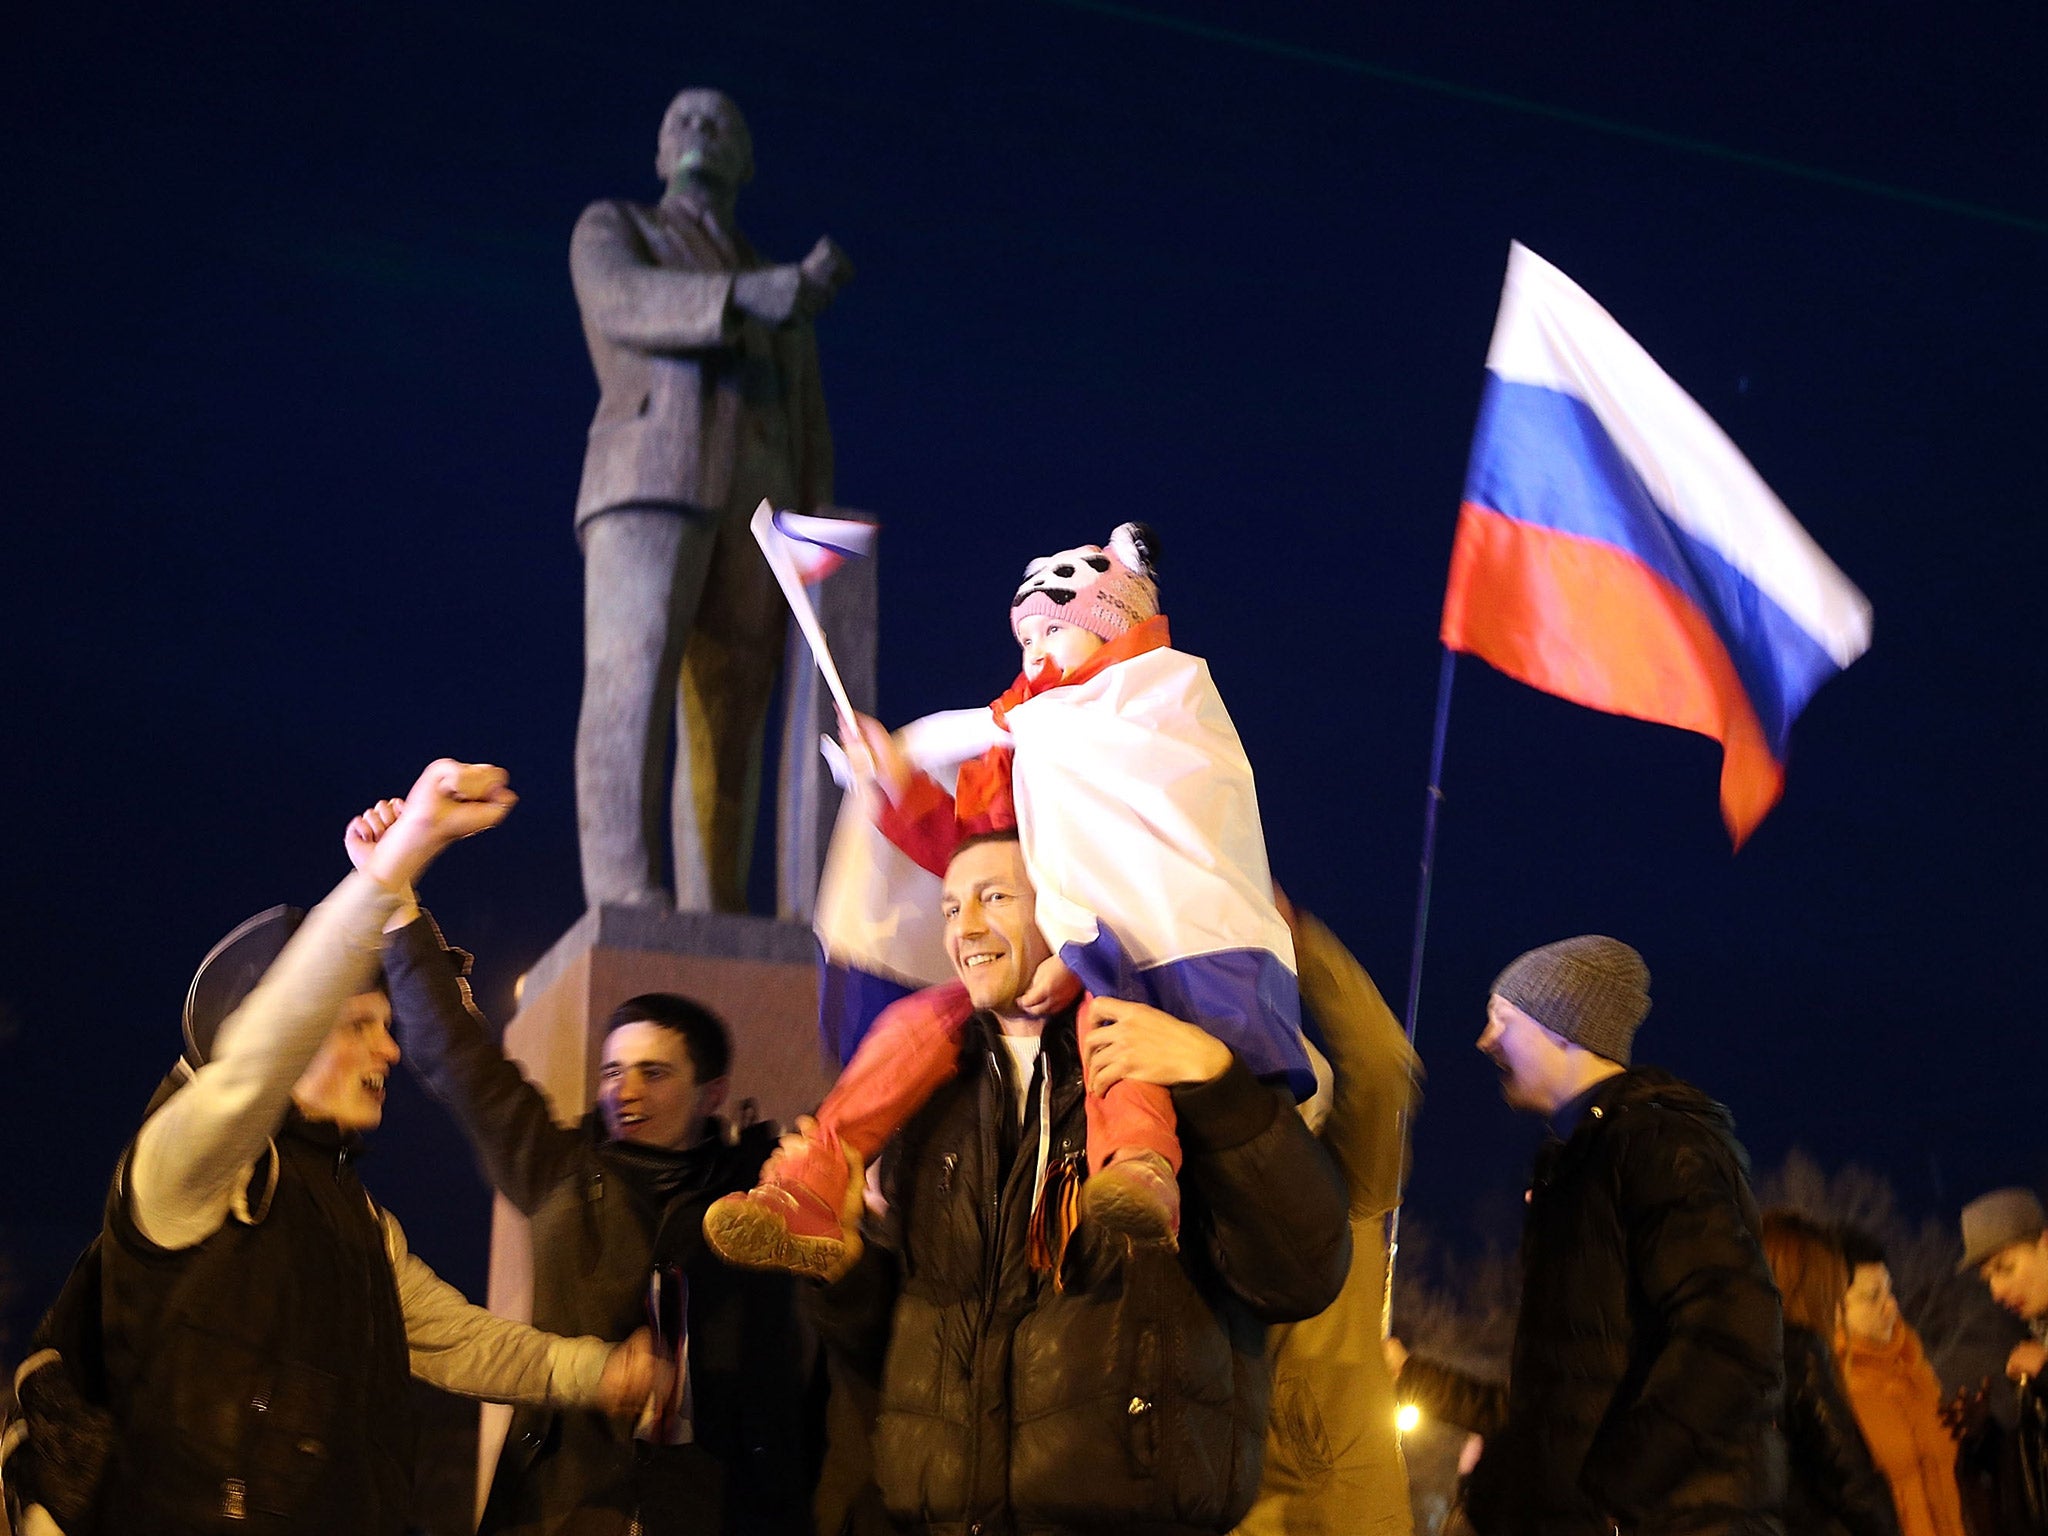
[1442,502,1785,845]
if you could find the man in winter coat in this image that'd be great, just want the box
[61,761,664,1536]
[1233,898,1418,1536]
[1388,936,1786,1536]
[346,791,814,1536]
[1951,1188,2048,1536]
[804,829,1354,1536]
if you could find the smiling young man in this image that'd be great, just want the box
[802,829,1351,1536]
[597,1007,729,1149]
[80,761,663,1536]
[364,789,812,1536]
[1386,936,1785,1536]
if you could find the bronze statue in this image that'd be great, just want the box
[570,89,851,912]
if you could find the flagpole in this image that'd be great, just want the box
[1401,645,1457,1049]
[1384,643,1457,1339]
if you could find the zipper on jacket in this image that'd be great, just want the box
[961,1020,1085,1523]
[962,1041,1007,1521]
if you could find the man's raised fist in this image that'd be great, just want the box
[359,760,517,890]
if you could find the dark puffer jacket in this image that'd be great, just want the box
[1402,1067,1787,1536]
[809,1007,1353,1536]
[1780,1326,1900,1536]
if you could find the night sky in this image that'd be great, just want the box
[4,1,2044,1340]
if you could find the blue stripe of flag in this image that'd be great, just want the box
[1465,376,1843,758]
[1062,923,1313,1101]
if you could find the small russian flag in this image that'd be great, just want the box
[1443,243,1873,846]
[764,509,878,586]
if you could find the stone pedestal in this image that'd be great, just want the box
[474,904,836,1514]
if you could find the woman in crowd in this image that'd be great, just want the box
[1761,1211,1904,1536]
[1834,1227,1970,1536]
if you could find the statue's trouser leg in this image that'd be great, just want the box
[575,506,718,908]
[673,511,787,912]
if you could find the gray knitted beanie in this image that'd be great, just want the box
[1491,936,1650,1066]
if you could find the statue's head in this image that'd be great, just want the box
[657,89,754,191]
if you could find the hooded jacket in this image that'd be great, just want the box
[808,1006,1352,1536]
[1402,1066,1788,1536]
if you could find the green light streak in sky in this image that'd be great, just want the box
[1046,0,2048,238]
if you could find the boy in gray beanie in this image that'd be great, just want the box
[1385,935,1785,1536]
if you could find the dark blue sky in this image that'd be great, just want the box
[4,1,2043,1333]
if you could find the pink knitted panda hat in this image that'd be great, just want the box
[1010,523,1162,643]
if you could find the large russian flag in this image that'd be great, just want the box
[1443,243,1873,845]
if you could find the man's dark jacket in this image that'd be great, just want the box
[384,913,810,1536]
[1955,1371,2048,1536]
[808,1007,1353,1536]
[1403,1066,1787,1536]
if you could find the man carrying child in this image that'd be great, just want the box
[801,827,1352,1536]
[707,523,1313,1273]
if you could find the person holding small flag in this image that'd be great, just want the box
[706,522,1314,1280]
[800,827,1351,1536]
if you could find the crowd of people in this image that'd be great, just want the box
[4,520,2047,1536]
[1383,961,2048,1536]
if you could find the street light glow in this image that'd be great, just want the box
[1396,1403,1421,1434]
